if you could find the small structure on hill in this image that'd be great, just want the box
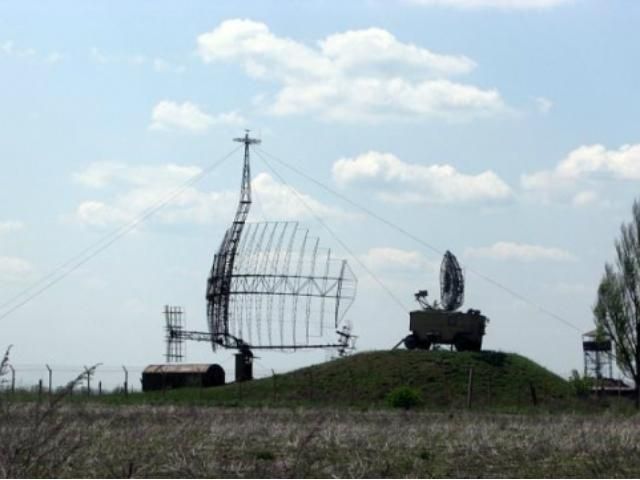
[582,329,613,380]
[142,363,225,391]
[581,329,635,395]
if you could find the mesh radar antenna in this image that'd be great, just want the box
[165,132,357,365]
[440,250,464,311]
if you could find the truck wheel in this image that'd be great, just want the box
[454,336,470,352]
[404,335,418,350]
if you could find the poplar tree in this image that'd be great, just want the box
[594,199,640,408]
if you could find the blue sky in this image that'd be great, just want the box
[1,0,639,386]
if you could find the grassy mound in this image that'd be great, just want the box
[125,350,574,410]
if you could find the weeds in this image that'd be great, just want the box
[0,346,101,477]
[2,399,640,477]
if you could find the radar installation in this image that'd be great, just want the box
[415,250,464,311]
[165,132,357,378]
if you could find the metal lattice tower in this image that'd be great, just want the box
[583,329,613,380]
[206,131,260,349]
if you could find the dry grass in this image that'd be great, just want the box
[2,403,640,477]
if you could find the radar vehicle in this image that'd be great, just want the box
[403,251,488,352]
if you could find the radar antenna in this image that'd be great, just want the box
[439,250,464,311]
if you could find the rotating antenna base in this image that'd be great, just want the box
[235,344,254,382]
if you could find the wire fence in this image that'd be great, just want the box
[0,364,145,396]
[2,358,631,408]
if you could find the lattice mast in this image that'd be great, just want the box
[206,131,260,349]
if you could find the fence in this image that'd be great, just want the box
[0,359,590,409]
[0,364,144,397]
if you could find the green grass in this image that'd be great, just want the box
[8,350,630,413]
[95,350,582,411]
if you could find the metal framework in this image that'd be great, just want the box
[165,305,185,363]
[206,131,258,349]
[221,221,356,349]
[440,250,464,311]
[165,132,357,361]
[583,329,613,380]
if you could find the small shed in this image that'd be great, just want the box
[142,363,225,391]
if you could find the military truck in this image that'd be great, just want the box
[400,251,488,352]
[404,307,487,351]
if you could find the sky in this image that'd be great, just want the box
[1,0,640,388]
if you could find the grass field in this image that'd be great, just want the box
[3,403,640,477]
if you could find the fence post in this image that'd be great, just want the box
[9,365,15,394]
[466,367,474,409]
[46,364,52,395]
[308,370,313,402]
[38,379,43,400]
[349,367,355,406]
[84,365,91,396]
[99,381,102,396]
[271,369,277,403]
[529,381,538,406]
[122,366,129,396]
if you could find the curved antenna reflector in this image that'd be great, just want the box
[440,250,464,311]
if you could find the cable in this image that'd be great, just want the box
[255,149,410,315]
[257,147,582,333]
[0,145,241,322]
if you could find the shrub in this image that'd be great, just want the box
[568,370,593,398]
[386,386,422,410]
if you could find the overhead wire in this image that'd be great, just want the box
[0,145,242,322]
[256,146,583,334]
[254,149,410,315]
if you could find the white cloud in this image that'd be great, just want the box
[196,19,506,122]
[0,221,24,235]
[152,58,186,74]
[333,151,512,204]
[2,40,64,65]
[0,256,34,283]
[407,0,573,9]
[251,172,346,220]
[73,162,201,189]
[148,101,245,133]
[72,163,344,228]
[535,96,553,114]
[572,190,598,207]
[45,52,64,64]
[522,144,640,204]
[89,48,185,74]
[465,241,575,262]
[1,40,35,58]
[360,247,435,272]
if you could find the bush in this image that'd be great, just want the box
[386,386,422,410]
[568,370,593,398]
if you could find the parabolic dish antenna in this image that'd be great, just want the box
[439,250,464,311]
